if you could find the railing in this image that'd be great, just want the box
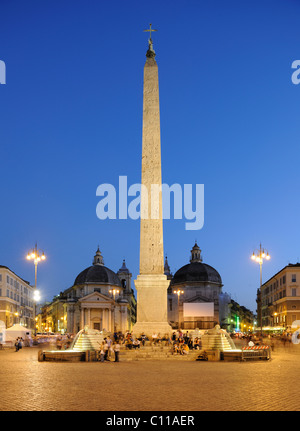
[242,345,271,360]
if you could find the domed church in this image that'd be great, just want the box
[167,242,223,330]
[62,248,136,334]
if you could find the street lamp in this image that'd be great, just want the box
[109,289,120,301]
[26,243,46,289]
[251,243,270,334]
[173,289,184,329]
[26,243,46,330]
[109,289,120,332]
[33,289,41,335]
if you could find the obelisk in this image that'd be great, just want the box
[132,25,172,337]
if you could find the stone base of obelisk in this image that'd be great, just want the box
[132,274,173,338]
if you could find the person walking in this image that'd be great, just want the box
[114,341,120,362]
[103,338,109,361]
[107,336,112,359]
[141,333,146,346]
[15,338,20,352]
[99,342,105,362]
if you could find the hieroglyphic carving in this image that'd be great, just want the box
[139,56,165,275]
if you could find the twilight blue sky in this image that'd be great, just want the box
[1,0,300,312]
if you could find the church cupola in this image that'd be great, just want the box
[93,246,104,266]
[164,255,171,275]
[190,242,202,263]
[164,255,172,280]
[118,259,129,274]
[117,259,132,292]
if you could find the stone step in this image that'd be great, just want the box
[119,348,201,361]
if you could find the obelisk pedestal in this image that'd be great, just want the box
[132,274,172,336]
[132,30,172,338]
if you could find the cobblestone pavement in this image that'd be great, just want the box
[1,342,300,411]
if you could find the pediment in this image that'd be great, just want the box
[79,291,113,303]
[184,294,213,303]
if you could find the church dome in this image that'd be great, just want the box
[170,242,222,286]
[74,248,122,287]
[171,262,222,285]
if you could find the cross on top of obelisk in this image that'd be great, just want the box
[144,23,157,40]
[144,23,157,58]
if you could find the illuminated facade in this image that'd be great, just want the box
[167,243,223,330]
[0,265,35,329]
[259,263,300,330]
[38,249,136,334]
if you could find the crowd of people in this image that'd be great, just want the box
[13,328,298,359]
[14,337,23,351]
[97,335,120,362]
[170,331,202,355]
[114,330,203,356]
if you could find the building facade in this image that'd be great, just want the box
[0,265,35,329]
[38,248,136,335]
[167,243,223,330]
[259,263,300,330]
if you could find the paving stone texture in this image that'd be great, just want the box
[1,340,299,411]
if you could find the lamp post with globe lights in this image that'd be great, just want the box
[33,289,41,334]
[251,243,270,334]
[26,244,46,331]
[173,289,184,329]
[109,289,120,332]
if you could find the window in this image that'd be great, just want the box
[292,274,297,283]
[0,274,2,282]
[0,288,2,296]
[6,289,9,297]
[6,276,9,284]
[94,288,101,293]
[292,288,297,297]
[283,275,286,284]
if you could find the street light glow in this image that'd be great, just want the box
[26,243,46,334]
[251,243,271,334]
